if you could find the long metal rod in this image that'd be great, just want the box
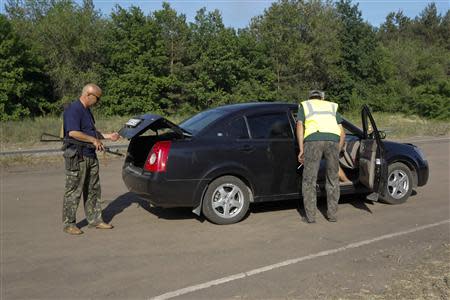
[0,144,128,156]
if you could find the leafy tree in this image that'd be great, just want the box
[249,0,343,101]
[35,0,107,100]
[151,2,191,113]
[1,0,449,120]
[413,3,442,44]
[379,11,412,43]
[153,2,189,76]
[101,6,167,115]
[184,8,243,109]
[377,3,450,119]
[333,0,384,110]
[232,28,277,102]
[441,11,450,50]
[0,15,48,120]
[6,0,108,106]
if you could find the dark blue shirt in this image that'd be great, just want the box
[63,99,97,158]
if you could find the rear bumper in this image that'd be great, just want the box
[122,163,207,208]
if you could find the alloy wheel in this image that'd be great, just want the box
[387,169,410,200]
[211,183,244,219]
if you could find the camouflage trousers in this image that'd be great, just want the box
[62,156,103,228]
[302,141,340,221]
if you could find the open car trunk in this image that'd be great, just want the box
[119,114,188,169]
[126,133,181,168]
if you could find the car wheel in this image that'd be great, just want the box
[380,162,413,204]
[202,176,250,225]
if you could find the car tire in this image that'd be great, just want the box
[202,176,250,225]
[380,162,413,205]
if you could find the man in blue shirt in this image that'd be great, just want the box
[62,83,119,235]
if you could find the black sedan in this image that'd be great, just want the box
[119,103,429,224]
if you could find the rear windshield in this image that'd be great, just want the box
[179,109,226,135]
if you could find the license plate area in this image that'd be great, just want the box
[125,118,142,128]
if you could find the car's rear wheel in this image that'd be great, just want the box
[380,162,413,204]
[202,176,250,225]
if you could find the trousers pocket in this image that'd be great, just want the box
[63,148,80,171]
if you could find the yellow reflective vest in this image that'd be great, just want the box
[301,100,341,138]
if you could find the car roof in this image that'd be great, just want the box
[213,102,298,113]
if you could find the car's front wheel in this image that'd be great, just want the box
[202,176,250,225]
[380,162,413,204]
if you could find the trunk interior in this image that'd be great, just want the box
[125,132,180,168]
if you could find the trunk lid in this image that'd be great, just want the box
[119,114,190,139]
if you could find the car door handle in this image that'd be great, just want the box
[239,145,254,153]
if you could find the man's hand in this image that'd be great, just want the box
[103,132,120,141]
[298,149,304,164]
[109,132,120,142]
[296,121,305,164]
[92,139,105,152]
[69,130,105,151]
[339,124,345,151]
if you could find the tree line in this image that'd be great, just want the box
[1,0,449,121]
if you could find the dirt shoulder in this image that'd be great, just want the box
[382,242,450,300]
[346,243,450,300]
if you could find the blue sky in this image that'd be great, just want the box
[87,0,449,28]
[0,0,447,27]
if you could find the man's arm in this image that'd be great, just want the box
[338,124,345,151]
[68,131,105,151]
[296,121,305,164]
[96,131,120,141]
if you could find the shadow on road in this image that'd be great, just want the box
[77,192,376,227]
[77,192,205,228]
[138,205,205,223]
[250,194,375,219]
[340,194,375,214]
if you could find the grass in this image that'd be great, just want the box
[0,114,187,150]
[1,111,449,151]
[0,151,126,168]
[345,112,450,139]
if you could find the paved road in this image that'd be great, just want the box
[1,140,449,299]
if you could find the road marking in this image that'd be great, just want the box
[151,220,450,300]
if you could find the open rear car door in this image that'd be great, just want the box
[358,105,388,201]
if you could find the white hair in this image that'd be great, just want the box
[81,83,101,96]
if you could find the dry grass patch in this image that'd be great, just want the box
[345,112,449,139]
[342,243,450,300]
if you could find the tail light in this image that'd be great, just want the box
[143,141,172,172]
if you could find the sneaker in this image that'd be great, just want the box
[301,217,316,224]
[89,222,113,229]
[327,216,337,222]
[63,226,83,235]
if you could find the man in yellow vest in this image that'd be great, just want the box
[296,90,345,223]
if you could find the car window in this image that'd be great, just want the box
[290,110,298,122]
[179,109,226,135]
[342,119,363,138]
[226,117,249,139]
[247,113,293,139]
[204,117,249,139]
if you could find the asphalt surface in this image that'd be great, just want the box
[1,139,449,299]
